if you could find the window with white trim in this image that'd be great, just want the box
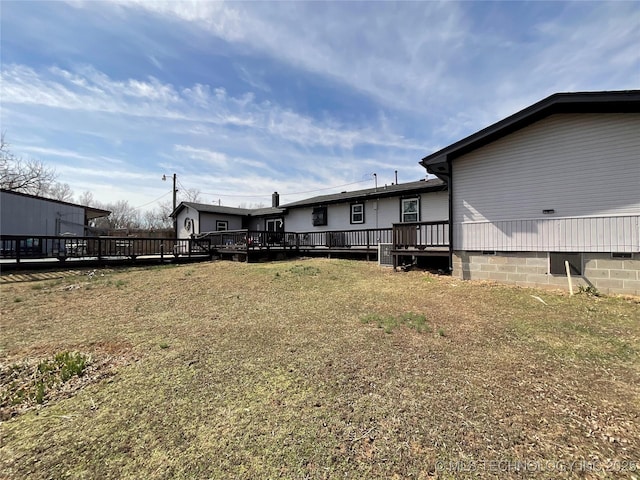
[350,203,364,224]
[216,220,228,231]
[401,198,419,223]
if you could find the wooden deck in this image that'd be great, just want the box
[391,246,450,256]
[0,235,213,271]
[200,222,450,264]
[0,222,450,269]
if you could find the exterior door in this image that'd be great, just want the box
[266,218,284,244]
[399,198,419,247]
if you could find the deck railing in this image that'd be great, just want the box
[392,221,449,249]
[2,223,450,264]
[200,225,449,251]
[294,228,393,249]
[197,228,394,251]
[0,235,212,263]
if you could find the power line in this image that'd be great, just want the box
[132,173,376,211]
[133,190,171,210]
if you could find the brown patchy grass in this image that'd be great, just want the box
[0,259,639,479]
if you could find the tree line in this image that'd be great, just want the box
[0,135,200,231]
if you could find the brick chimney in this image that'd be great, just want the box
[272,191,280,208]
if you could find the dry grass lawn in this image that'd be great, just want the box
[1,259,639,479]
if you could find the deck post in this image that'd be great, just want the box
[447,160,454,273]
[97,238,102,261]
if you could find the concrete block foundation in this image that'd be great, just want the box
[453,251,639,296]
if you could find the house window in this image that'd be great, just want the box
[401,198,419,223]
[216,221,228,231]
[312,206,327,226]
[350,203,364,224]
[549,252,582,276]
[266,218,283,232]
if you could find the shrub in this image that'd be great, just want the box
[578,285,601,297]
[2,352,90,410]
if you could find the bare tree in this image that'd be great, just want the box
[93,200,141,230]
[142,208,172,230]
[157,200,174,223]
[238,201,266,209]
[78,185,201,232]
[143,188,201,230]
[45,182,74,202]
[77,190,95,206]
[0,134,57,195]
[182,188,201,203]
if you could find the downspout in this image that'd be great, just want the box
[447,157,454,273]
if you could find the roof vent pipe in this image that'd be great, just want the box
[395,170,398,185]
[272,192,280,208]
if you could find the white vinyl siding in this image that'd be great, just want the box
[284,191,448,232]
[177,209,245,238]
[455,215,639,252]
[453,113,640,252]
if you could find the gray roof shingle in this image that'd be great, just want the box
[279,178,446,208]
[174,202,284,217]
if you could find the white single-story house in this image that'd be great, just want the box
[171,179,448,260]
[0,189,110,237]
[172,202,284,239]
[280,178,447,232]
[421,90,640,296]
[172,179,448,241]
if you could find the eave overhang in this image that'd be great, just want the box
[421,90,640,179]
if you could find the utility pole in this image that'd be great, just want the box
[163,173,178,237]
[172,173,177,238]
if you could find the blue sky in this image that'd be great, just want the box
[1,1,639,210]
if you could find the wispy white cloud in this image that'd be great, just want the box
[2,64,420,152]
[17,145,124,165]
[173,145,271,171]
[147,54,163,70]
[107,1,467,113]
[102,0,639,136]
[235,64,271,92]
